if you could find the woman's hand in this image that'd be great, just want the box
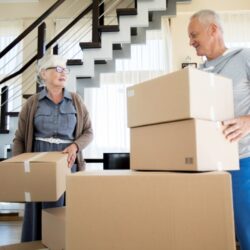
[222,115,250,142]
[63,143,78,168]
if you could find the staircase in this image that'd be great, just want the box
[0,0,191,158]
[67,0,191,92]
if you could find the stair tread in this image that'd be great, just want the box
[67,59,83,66]
[98,25,119,32]
[117,8,137,16]
[0,129,9,134]
[77,76,92,79]
[149,12,153,22]
[22,94,32,99]
[113,44,122,50]
[80,42,101,49]
[131,27,137,36]
[6,112,19,117]
[95,60,107,65]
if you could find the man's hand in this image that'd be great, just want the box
[63,143,78,168]
[222,115,250,142]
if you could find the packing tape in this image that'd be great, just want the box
[127,89,135,97]
[24,192,31,202]
[210,106,215,121]
[216,121,222,129]
[217,161,223,171]
[23,152,48,173]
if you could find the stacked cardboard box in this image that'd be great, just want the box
[66,170,236,250]
[64,68,238,250]
[127,67,239,171]
[42,207,65,250]
[0,152,70,202]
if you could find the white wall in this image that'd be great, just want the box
[171,0,250,70]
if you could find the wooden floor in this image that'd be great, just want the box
[0,220,22,246]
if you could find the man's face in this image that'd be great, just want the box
[188,17,213,57]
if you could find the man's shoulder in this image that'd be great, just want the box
[239,47,250,56]
[230,47,250,56]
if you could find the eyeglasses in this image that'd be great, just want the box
[46,66,70,74]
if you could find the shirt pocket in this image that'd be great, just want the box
[59,104,77,132]
[34,108,53,132]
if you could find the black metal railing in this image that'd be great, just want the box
[0,0,105,85]
[0,0,65,59]
[0,0,138,131]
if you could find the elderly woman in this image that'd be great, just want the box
[13,54,93,242]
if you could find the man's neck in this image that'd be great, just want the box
[207,46,227,61]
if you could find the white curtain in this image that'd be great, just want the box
[0,20,23,213]
[220,11,250,48]
[83,17,172,168]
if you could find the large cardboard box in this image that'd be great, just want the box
[0,152,70,202]
[127,67,234,128]
[66,170,236,250]
[131,119,239,171]
[42,207,65,250]
[0,241,46,250]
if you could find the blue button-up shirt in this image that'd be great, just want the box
[34,88,77,141]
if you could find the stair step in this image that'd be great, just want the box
[0,129,9,134]
[112,44,122,50]
[23,94,32,99]
[166,0,177,16]
[80,42,101,50]
[95,60,107,65]
[117,8,137,17]
[67,59,83,66]
[98,25,119,32]
[6,112,19,117]
[77,76,92,79]
[149,11,153,22]
[131,27,137,36]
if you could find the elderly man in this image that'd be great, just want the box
[188,9,250,250]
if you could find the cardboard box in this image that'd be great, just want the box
[0,241,46,250]
[42,207,65,250]
[0,152,70,202]
[130,119,239,171]
[66,170,236,250]
[127,67,234,128]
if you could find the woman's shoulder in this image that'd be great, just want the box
[69,91,84,103]
[26,93,39,102]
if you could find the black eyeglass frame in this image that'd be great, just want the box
[46,66,70,74]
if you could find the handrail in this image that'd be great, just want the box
[0,2,93,85]
[46,2,93,50]
[0,0,65,59]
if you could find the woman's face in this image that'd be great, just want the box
[41,66,69,89]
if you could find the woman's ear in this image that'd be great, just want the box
[40,69,47,81]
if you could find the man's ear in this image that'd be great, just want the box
[209,23,218,36]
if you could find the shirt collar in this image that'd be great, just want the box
[38,88,72,101]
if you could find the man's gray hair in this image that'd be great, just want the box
[191,9,223,33]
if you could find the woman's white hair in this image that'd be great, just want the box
[190,9,223,33]
[37,54,67,86]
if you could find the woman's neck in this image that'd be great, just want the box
[46,87,64,104]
